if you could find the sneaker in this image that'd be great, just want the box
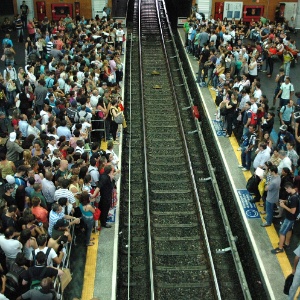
[271,247,284,254]
[210,87,215,90]
[237,147,242,151]
[238,165,243,168]
[262,70,267,73]
[242,168,249,171]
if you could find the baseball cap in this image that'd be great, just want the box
[6,175,15,184]
[9,132,16,142]
[279,124,288,131]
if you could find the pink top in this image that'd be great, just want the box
[27,23,35,35]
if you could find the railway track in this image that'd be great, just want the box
[117,0,253,299]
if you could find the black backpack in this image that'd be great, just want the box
[32,248,52,266]
[5,263,26,298]
[66,107,77,122]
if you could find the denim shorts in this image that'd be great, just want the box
[279,218,295,235]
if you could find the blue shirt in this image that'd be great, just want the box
[19,120,29,137]
[57,126,71,141]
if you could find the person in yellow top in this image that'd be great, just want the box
[282,49,294,77]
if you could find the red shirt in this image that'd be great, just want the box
[31,206,48,223]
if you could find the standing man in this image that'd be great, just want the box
[196,43,210,85]
[34,79,47,114]
[276,76,294,108]
[261,166,281,227]
[271,182,299,254]
[279,99,294,133]
[239,124,256,171]
[20,1,29,29]
[94,165,115,228]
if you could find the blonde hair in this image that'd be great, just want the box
[23,150,32,165]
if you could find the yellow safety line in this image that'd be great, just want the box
[208,88,292,277]
[81,232,100,299]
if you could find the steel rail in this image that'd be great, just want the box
[127,33,133,300]
[160,1,252,298]
[138,0,155,299]
[153,0,222,298]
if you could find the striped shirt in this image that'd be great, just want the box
[54,188,76,204]
[46,41,53,54]
[48,210,64,236]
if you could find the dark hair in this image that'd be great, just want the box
[37,234,48,246]
[36,251,47,265]
[19,229,31,246]
[15,252,28,266]
[284,182,294,189]
[269,165,278,173]
[79,191,90,205]
[4,227,15,238]
[58,197,68,206]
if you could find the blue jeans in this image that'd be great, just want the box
[265,200,274,225]
[284,61,291,77]
[279,218,295,236]
[241,147,252,170]
[289,268,300,299]
[82,216,94,245]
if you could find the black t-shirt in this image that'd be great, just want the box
[200,49,210,63]
[21,266,58,284]
[285,193,299,221]
[1,213,16,231]
[3,194,16,207]
[97,174,114,201]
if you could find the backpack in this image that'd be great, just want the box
[246,174,259,194]
[66,107,77,122]
[5,263,26,298]
[249,109,257,126]
[32,247,52,266]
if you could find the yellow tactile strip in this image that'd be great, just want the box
[208,88,292,279]
[81,232,100,299]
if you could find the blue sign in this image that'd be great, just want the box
[237,189,260,219]
[212,120,226,137]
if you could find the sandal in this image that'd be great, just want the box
[90,238,95,241]
[87,242,95,246]
[258,203,264,207]
[271,247,284,254]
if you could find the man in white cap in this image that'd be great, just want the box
[6,132,23,163]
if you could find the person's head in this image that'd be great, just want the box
[279,150,287,158]
[15,252,28,266]
[52,202,62,213]
[36,251,47,265]
[284,182,295,193]
[60,159,68,170]
[285,76,291,84]
[269,165,278,174]
[287,142,295,150]
[248,125,255,133]
[19,228,32,245]
[287,99,294,107]
[281,167,291,176]
[58,197,68,207]
[61,178,70,189]
[4,227,15,239]
[79,191,90,205]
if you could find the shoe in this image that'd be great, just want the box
[262,70,267,73]
[102,224,112,228]
[237,147,242,151]
[226,134,230,137]
[238,165,244,168]
[271,247,284,254]
[261,223,271,227]
[274,215,282,219]
[259,211,266,215]
[242,168,249,171]
[283,244,291,249]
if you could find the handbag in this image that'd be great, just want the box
[93,207,101,220]
[258,178,266,196]
[60,268,72,292]
[283,273,294,295]
[114,112,124,124]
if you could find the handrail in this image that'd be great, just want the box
[162,3,252,299]
[155,0,222,298]
[127,32,133,299]
[138,0,155,299]
[53,223,75,297]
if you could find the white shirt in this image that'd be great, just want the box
[278,156,292,175]
[249,61,257,76]
[54,188,76,204]
[42,178,56,203]
[0,235,22,258]
[250,102,258,113]
[253,149,270,169]
[280,82,294,99]
[33,247,57,266]
[90,95,100,108]
[40,110,49,125]
[27,125,40,138]
[253,89,262,102]
[116,29,124,42]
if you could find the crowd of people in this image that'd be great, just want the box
[0,8,125,300]
[185,12,300,298]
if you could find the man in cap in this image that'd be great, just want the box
[6,132,23,163]
[276,124,295,151]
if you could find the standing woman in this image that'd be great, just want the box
[225,92,238,137]
[109,99,121,145]
[27,20,36,42]
[3,45,16,67]
[79,191,95,246]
